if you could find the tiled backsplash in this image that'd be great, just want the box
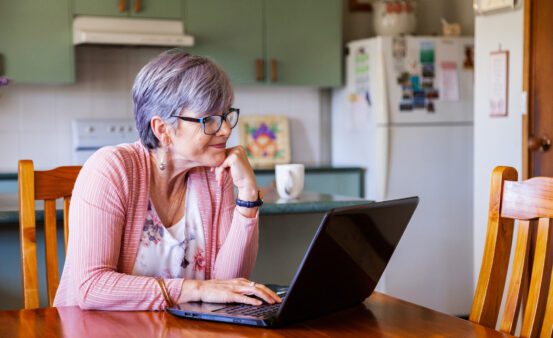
[0,46,324,172]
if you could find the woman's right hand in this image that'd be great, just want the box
[179,278,282,306]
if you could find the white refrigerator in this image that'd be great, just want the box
[331,36,474,315]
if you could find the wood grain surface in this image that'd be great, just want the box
[0,293,513,338]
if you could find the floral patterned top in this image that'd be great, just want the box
[132,186,206,280]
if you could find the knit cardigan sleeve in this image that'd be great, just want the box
[66,147,183,311]
[211,173,259,279]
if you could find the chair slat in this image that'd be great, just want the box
[63,197,70,252]
[540,263,553,338]
[43,200,59,307]
[18,160,40,309]
[470,166,517,328]
[521,217,553,337]
[500,220,531,335]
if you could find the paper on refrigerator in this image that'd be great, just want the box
[347,47,372,130]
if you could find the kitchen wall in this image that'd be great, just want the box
[0,46,323,172]
[472,4,524,288]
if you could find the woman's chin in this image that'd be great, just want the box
[204,154,226,168]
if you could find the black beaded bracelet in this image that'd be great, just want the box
[236,190,263,208]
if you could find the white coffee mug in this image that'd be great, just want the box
[275,164,305,199]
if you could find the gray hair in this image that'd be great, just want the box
[132,49,234,149]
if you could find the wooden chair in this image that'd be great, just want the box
[470,166,553,337]
[18,160,81,309]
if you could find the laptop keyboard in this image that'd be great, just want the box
[213,286,288,319]
[213,302,282,318]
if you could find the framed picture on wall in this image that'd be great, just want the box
[239,115,291,168]
[349,0,373,11]
[489,50,509,117]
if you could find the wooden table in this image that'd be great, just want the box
[0,293,513,337]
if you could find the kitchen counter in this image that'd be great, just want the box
[0,166,365,197]
[0,167,363,178]
[0,189,370,225]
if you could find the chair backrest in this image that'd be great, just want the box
[470,166,553,337]
[18,160,81,309]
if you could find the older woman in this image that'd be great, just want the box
[54,50,281,310]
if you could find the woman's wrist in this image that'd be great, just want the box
[237,186,258,202]
[178,280,202,303]
[236,186,260,217]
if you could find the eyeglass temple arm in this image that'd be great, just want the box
[170,115,202,123]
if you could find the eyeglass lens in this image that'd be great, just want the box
[203,110,239,135]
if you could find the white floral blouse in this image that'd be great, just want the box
[132,187,206,280]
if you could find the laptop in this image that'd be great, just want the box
[167,196,419,327]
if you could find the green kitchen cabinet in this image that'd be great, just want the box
[184,0,342,86]
[73,0,182,19]
[0,0,75,84]
[183,0,263,85]
[265,0,342,86]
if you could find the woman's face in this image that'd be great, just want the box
[168,109,232,168]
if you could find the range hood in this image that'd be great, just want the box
[73,16,195,47]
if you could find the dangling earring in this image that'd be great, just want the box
[158,147,168,171]
[159,156,166,171]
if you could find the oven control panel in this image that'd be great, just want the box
[72,118,138,164]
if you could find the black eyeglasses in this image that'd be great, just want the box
[171,108,240,135]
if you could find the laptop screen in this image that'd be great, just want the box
[325,201,411,286]
[276,197,418,324]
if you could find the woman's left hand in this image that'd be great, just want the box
[213,146,258,202]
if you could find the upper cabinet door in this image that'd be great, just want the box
[0,0,74,84]
[74,0,182,19]
[130,0,182,19]
[184,0,263,86]
[265,0,342,86]
[73,0,129,17]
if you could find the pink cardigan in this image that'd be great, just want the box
[53,142,259,310]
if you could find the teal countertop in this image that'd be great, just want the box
[259,188,370,215]
[0,189,371,225]
[0,167,365,197]
[0,167,364,179]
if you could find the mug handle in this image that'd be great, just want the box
[284,170,295,196]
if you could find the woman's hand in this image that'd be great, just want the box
[212,146,259,217]
[179,278,282,306]
[213,146,256,194]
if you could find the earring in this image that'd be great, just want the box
[158,147,167,171]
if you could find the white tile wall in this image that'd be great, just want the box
[0,46,324,172]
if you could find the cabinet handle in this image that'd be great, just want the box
[118,0,126,12]
[255,59,265,81]
[134,0,142,13]
[270,59,277,82]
